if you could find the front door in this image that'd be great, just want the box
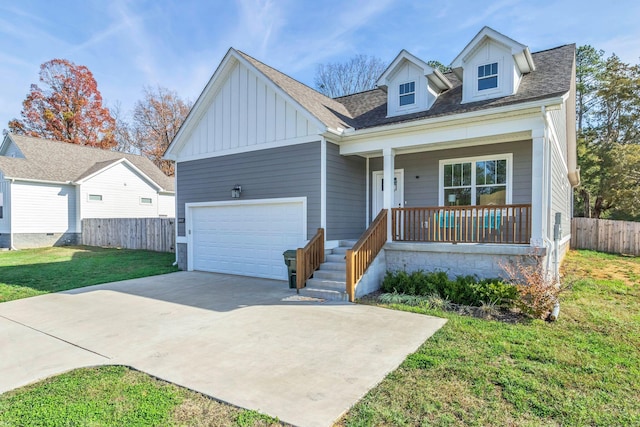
[372,170,404,218]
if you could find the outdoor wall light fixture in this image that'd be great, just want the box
[231,185,242,198]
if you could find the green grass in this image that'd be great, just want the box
[0,366,280,427]
[337,250,640,426]
[0,249,638,426]
[0,246,178,303]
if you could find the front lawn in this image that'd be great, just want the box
[0,250,638,426]
[0,246,178,303]
[337,250,640,426]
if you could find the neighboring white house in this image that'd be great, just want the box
[0,134,175,249]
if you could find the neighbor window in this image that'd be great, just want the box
[399,81,415,106]
[140,197,153,204]
[478,62,498,90]
[88,194,103,201]
[441,155,509,206]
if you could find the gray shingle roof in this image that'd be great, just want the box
[334,44,576,130]
[236,44,574,132]
[0,135,174,192]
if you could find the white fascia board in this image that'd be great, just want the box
[451,26,527,69]
[4,176,75,186]
[75,158,163,192]
[377,49,452,91]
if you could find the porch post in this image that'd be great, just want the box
[530,128,546,247]
[383,147,395,241]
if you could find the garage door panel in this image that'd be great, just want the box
[190,201,305,280]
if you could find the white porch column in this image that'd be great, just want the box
[530,128,546,247]
[383,147,395,241]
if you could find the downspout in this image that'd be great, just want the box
[542,106,562,320]
[541,106,557,279]
[9,178,16,250]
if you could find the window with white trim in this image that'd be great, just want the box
[140,197,153,205]
[399,81,415,106]
[441,155,510,206]
[477,62,498,91]
[88,194,103,201]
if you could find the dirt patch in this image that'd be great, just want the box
[562,252,640,285]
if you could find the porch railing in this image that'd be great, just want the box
[346,209,388,302]
[391,204,531,244]
[296,228,324,290]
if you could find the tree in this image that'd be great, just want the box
[315,54,387,98]
[126,86,192,176]
[426,60,451,74]
[575,45,604,132]
[8,59,116,148]
[575,51,640,219]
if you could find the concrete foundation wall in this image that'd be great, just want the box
[177,243,187,270]
[384,242,546,280]
[355,249,386,299]
[13,232,80,249]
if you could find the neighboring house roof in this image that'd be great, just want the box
[335,44,575,130]
[0,135,174,192]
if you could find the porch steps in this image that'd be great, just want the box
[299,240,355,302]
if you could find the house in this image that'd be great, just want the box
[164,26,579,301]
[0,134,175,249]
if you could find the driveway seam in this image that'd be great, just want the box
[0,314,111,360]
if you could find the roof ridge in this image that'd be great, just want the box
[531,43,575,55]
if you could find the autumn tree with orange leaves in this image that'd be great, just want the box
[9,59,116,148]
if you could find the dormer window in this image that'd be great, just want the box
[399,82,415,106]
[478,62,498,90]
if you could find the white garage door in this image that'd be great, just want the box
[188,199,306,280]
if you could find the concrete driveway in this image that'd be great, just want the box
[0,272,446,427]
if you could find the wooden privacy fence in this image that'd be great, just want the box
[82,218,175,253]
[571,217,640,256]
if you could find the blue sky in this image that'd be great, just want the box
[1,0,639,132]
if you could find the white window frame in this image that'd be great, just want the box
[438,153,513,206]
[88,194,103,202]
[140,197,153,205]
[398,81,416,108]
[477,61,499,91]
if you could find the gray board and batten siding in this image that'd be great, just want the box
[326,142,366,240]
[176,142,321,239]
[368,140,533,216]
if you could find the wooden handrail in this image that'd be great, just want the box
[296,228,324,290]
[391,204,531,244]
[346,209,388,302]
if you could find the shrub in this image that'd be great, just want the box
[500,257,569,319]
[381,270,517,307]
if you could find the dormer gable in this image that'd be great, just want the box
[376,50,452,118]
[450,26,535,104]
[0,135,25,158]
